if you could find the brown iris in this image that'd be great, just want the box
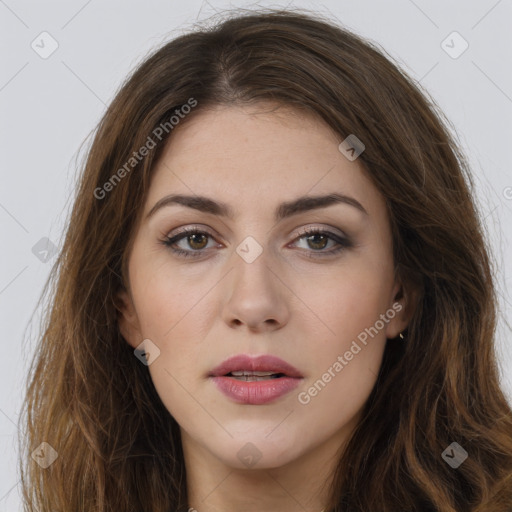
[306,233,329,251]
[187,233,209,250]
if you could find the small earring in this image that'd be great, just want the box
[399,332,405,340]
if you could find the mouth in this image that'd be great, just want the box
[209,353,303,379]
[209,354,303,405]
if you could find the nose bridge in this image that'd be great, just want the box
[222,234,289,329]
[231,235,277,293]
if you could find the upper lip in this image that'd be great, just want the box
[209,354,303,378]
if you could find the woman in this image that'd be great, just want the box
[19,8,512,512]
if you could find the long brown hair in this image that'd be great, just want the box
[19,8,512,511]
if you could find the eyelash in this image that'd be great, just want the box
[161,226,352,259]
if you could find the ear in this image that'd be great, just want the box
[384,279,417,339]
[115,287,143,349]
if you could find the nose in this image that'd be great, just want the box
[221,247,290,332]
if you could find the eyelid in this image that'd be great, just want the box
[164,224,219,239]
[293,224,347,239]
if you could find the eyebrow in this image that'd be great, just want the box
[145,192,368,221]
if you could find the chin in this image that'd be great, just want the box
[202,429,305,470]
[221,445,299,471]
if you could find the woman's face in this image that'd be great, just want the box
[118,104,409,472]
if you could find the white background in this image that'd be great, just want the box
[1,0,511,509]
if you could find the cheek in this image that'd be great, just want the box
[303,261,393,341]
[294,277,389,430]
[129,255,223,389]
[132,252,215,340]
[294,261,392,400]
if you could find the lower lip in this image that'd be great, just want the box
[210,376,302,405]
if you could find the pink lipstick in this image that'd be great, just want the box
[209,354,303,405]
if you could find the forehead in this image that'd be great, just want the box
[144,104,385,220]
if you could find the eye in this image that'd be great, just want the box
[290,227,352,258]
[161,227,219,258]
[160,226,352,259]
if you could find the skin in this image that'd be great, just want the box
[117,104,412,512]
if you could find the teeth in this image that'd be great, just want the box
[227,370,284,381]
[230,370,277,377]
[230,375,280,381]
